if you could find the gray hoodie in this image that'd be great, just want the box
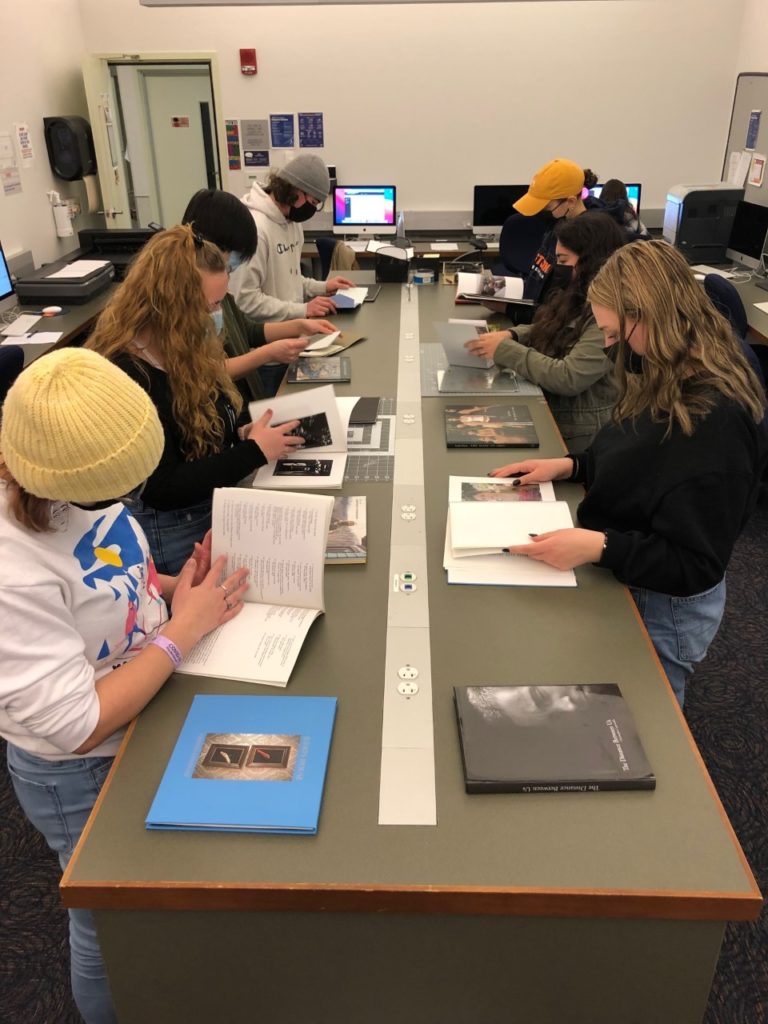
[232,181,326,322]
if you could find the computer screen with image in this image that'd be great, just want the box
[726,200,768,270]
[0,241,17,316]
[332,186,396,236]
[472,185,528,237]
[589,183,642,216]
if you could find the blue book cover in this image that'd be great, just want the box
[146,695,337,834]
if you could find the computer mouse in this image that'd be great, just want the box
[42,305,63,315]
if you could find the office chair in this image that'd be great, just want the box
[703,274,767,387]
[0,345,24,405]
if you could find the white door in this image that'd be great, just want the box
[81,57,132,228]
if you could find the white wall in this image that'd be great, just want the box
[0,0,99,267]
[77,0,746,219]
[734,0,768,73]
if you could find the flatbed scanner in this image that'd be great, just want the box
[15,257,115,305]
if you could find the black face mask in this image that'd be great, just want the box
[550,264,574,289]
[622,345,645,375]
[287,201,317,223]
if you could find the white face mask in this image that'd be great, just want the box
[227,251,244,273]
[210,308,224,334]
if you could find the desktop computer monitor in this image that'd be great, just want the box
[332,186,396,236]
[472,185,528,237]
[0,240,17,316]
[589,183,642,217]
[725,199,768,270]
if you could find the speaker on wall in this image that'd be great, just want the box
[43,116,97,181]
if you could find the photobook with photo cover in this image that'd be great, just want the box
[455,271,534,308]
[176,488,333,686]
[286,357,351,384]
[298,331,366,358]
[444,403,539,448]
[249,385,348,489]
[325,496,367,564]
[448,475,556,504]
[454,685,656,793]
[146,694,337,833]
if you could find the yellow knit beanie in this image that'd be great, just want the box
[1,348,163,502]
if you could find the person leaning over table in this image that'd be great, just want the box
[87,225,304,576]
[489,240,767,709]
[0,349,249,1024]
[233,154,354,323]
[467,213,627,451]
[182,187,338,399]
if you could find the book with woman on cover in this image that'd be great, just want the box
[454,685,655,793]
[176,488,333,686]
[444,403,540,448]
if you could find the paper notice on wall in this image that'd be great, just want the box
[270,114,295,149]
[241,119,269,150]
[746,109,762,150]
[727,150,752,187]
[748,153,766,188]
[298,112,324,148]
[225,120,241,170]
[244,151,269,167]
[0,132,14,162]
[1,165,22,196]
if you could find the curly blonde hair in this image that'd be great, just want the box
[87,225,242,459]
[588,240,765,436]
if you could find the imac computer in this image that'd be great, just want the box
[332,186,396,237]
[725,199,768,270]
[0,241,18,316]
[589,183,642,217]
[472,185,528,237]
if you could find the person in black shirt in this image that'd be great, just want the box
[87,226,304,574]
[490,240,766,707]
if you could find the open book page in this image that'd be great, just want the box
[456,271,529,305]
[333,287,368,309]
[435,321,493,369]
[448,475,556,504]
[251,453,348,490]
[443,515,576,588]
[248,385,345,453]
[450,499,574,554]
[176,603,322,686]
[211,488,333,610]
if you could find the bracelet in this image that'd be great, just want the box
[150,634,183,668]
[602,531,609,552]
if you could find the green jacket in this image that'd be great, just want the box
[221,293,268,402]
[493,313,617,452]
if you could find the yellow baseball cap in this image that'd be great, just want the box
[514,159,586,216]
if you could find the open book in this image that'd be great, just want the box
[456,271,533,308]
[249,385,350,489]
[177,488,334,685]
[298,330,366,358]
[435,319,493,369]
[443,475,576,587]
[332,286,369,310]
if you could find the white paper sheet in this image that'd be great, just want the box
[45,260,110,279]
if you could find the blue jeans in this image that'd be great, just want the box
[630,578,726,708]
[258,363,287,397]
[128,497,212,575]
[6,744,118,1024]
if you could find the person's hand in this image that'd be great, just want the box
[262,338,308,364]
[296,318,336,336]
[504,528,604,570]
[465,330,511,361]
[307,295,337,316]
[171,555,249,640]
[325,276,355,294]
[245,410,305,462]
[488,458,573,483]
[189,530,213,586]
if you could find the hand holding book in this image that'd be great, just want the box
[244,410,304,462]
[489,457,574,483]
[504,527,605,571]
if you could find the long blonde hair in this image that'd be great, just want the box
[588,240,765,435]
[87,225,242,459]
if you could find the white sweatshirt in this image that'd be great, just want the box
[0,488,168,759]
[232,180,326,322]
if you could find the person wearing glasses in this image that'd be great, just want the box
[87,226,304,575]
[233,154,354,323]
[183,187,338,398]
[490,241,766,708]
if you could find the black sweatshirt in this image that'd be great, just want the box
[113,354,267,511]
[569,391,766,596]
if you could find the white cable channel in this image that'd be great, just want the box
[378,283,437,826]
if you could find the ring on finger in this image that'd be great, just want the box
[218,583,230,598]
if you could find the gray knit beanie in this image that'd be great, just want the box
[280,155,330,202]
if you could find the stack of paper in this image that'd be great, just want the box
[443,476,577,587]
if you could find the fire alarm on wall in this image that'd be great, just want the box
[240,49,257,75]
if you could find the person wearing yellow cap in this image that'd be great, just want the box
[0,348,249,1024]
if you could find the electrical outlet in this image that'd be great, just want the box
[397,680,419,697]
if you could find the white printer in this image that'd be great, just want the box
[663,183,744,263]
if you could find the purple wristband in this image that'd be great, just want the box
[150,634,183,668]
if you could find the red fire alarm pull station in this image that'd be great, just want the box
[240,49,257,76]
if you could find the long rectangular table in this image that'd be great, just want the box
[62,281,761,1024]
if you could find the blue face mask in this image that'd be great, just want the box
[210,308,224,334]
[227,251,243,273]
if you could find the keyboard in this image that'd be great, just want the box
[1,313,42,336]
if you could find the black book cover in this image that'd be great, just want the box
[453,685,656,793]
[444,403,539,448]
